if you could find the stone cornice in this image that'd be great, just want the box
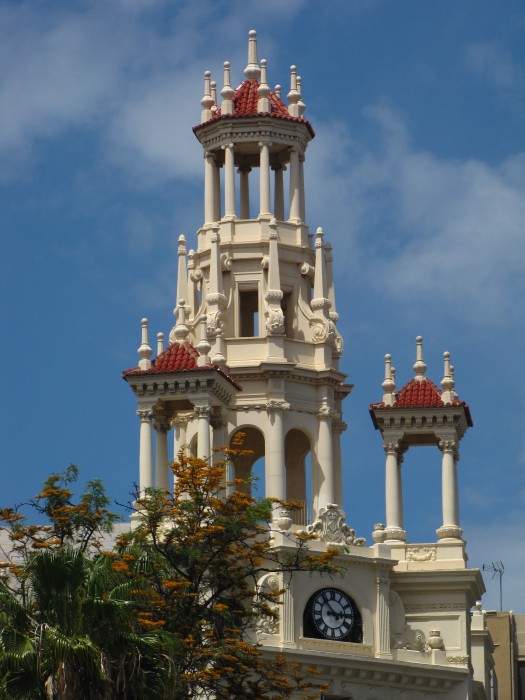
[126,370,237,406]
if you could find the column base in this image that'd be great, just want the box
[436,524,463,540]
[384,526,407,543]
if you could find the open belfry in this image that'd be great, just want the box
[123,31,494,699]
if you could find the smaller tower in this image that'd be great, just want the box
[370,337,473,543]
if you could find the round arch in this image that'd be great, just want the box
[228,426,265,496]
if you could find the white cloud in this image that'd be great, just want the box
[306,105,525,326]
[464,40,524,112]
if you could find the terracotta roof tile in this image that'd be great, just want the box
[393,377,444,408]
[194,80,315,137]
[122,341,243,391]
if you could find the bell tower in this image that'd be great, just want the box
[171,30,350,524]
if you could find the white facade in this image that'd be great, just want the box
[124,31,494,699]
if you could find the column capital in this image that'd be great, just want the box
[317,406,337,420]
[258,140,273,148]
[221,142,235,151]
[137,408,154,422]
[171,414,191,428]
[271,163,287,172]
[237,164,252,173]
[332,419,348,433]
[210,407,226,430]
[438,440,459,460]
[194,405,213,419]
[383,440,404,456]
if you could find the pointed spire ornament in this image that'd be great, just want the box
[287,65,301,117]
[244,29,261,81]
[220,61,234,115]
[138,318,152,370]
[196,317,211,367]
[296,75,306,117]
[173,299,190,343]
[157,331,164,356]
[257,58,271,113]
[413,335,427,381]
[176,234,189,318]
[200,71,214,122]
[274,84,281,98]
[382,354,396,406]
[210,81,218,112]
[441,351,456,403]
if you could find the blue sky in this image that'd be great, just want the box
[1,0,524,612]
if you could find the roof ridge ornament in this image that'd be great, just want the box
[137,318,152,370]
[382,354,396,406]
[220,61,234,115]
[413,335,427,382]
[441,351,456,403]
[244,29,261,82]
[257,58,271,113]
[287,65,301,117]
[200,71,214,123]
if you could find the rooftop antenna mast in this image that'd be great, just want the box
[482,561,504,612]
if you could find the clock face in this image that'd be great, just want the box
[310,588,356,641]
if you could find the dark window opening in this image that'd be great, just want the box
[240,289,259,337]
[281,291,294,338]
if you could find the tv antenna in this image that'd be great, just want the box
[482,561,504,612]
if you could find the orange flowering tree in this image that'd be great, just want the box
[0,466,174,699]
[112,451,339,700]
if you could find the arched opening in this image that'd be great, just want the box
[228,426,265,497]
[285,428,311,526]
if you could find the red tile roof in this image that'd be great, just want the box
[394,377,444,408]
[194,80,315,137]
[123,341,200,376]
[122,341,242,391]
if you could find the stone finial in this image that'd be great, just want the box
[200,71,214,123]
[441,351,456,403]
[220,61,234,115]
[157,331,164,356]
[257,58,271,113]
[244,29,261,81]
[287,65,301,117]
[210,81,218,112]
[382,354,396,406]
[274,84,281,98]
[138,318,153,370]
[173,300,189,343]
[196,317,211,367]
[413,335,427,381]
[296,75,306,117]
[176,234,189,319]
[450,366,458,398]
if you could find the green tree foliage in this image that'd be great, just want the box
[0,457,339,699]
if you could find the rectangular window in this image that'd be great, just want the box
[239,289,259,337]
[281,291,294,338]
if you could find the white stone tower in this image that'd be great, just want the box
[162,30,350,526]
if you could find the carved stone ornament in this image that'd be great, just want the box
[256,574,280,636]
[206,310,223,339]
[372,523,387,544]
[391,625,426,651]
[406,546,437,562]
[436,524,463,540]
[265,306,285,335]
[301,504,366,546]
[266,400,290,413]
[310,316,336,345]
[447,655,469,664]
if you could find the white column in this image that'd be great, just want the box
[154,419,169,490]
[376,571,392,657]
[266,401,288,504]
[289,147,300,222]
[259,141,271,217]
[213,162,221,221]
[316,408,334,509]
[204,152,215,225]
[238,166,251,219]
[273,164,285,220]
[437,440,463,540]
[137,408,154,493]
[384,442,406,542]
[223,143,236,218]
[298,154,306,223]
[195,405,212,461]
[332,418,346,507]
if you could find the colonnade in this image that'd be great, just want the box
[383,439,462,542]
[136,400,341,522]
[204,142,305,224]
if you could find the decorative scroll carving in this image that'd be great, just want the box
[406,546,437,562]
[266,400,290,413]
[299,504,366,546]
[447,655,469,664]
[265,307,285,335]
[256,574,280,637]
[310,316,336,345]
[137,409,153,422]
